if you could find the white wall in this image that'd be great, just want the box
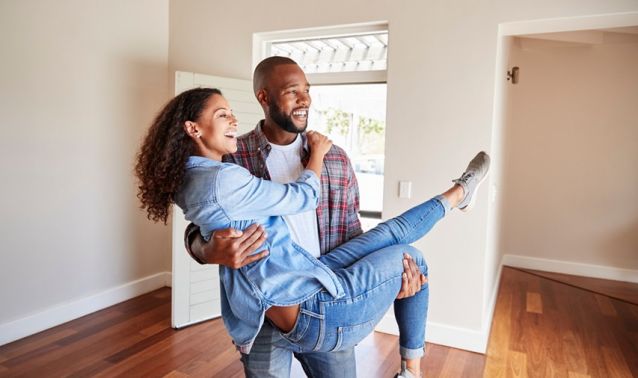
[0,0,171,340]
[169,0,638,351]
[499,33,638,270]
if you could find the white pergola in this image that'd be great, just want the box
[270,32,388,74]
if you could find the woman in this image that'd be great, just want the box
[135,88,489,378]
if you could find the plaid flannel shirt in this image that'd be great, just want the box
[184,121,362,258]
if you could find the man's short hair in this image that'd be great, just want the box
[253,56,298,94]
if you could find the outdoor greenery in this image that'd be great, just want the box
[317,107,385,155]
[320,108,351,136]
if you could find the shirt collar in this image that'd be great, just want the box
[254,120,310,157]
[185,155,222,169]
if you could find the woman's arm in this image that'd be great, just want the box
[219,131,332,221]
[217,166,317,221]
[305,130,332,177]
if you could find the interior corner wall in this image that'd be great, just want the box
[0,0,171,330]
[499,36,638,272]
[168,0,638,351]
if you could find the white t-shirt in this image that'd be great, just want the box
[266,135,321,258]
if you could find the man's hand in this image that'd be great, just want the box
[396,253,428,299]
[191,224,269,268]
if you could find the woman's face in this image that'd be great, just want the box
[194,94,238,160]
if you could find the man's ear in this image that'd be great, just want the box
[256,89,268,107]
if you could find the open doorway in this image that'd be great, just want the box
[309,83,387,229]
[490,14,638,284]
[255,23,389,230]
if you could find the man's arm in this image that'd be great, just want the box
[344,161,363,239]
[184,223,269,268]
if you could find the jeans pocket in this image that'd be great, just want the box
[281,312,309,343]
[280,306,324,344]
[331,319,376,352]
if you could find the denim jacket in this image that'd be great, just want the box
[175,156,345,353]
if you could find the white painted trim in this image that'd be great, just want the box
[0,272,172,346]
[307,70,387,85]
[479,261,504,353]
[499,12,638,36]
[375,259,504,354]
[502,254,638,284]
[375,316,487,354]
[255,21,387,43]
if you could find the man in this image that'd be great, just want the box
[184,56,426,378]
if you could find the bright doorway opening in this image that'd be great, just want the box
[255,22,389,230]
[309,83,387,229]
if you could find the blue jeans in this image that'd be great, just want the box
[281,196,448,359]
[240,321,357,378]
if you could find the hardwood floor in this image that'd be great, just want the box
[484,267,637,377]
[1,267,636,377]
[518,268,638,305]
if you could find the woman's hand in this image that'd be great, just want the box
[305,131,332,178]
[307,130,333,157]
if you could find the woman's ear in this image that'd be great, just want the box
[184,121,201,139]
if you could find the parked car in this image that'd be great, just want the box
[353,155,385,175]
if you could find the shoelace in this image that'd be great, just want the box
[460,171,475,183]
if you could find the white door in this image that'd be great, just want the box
[171,71,262,328]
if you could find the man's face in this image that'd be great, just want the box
[265,64,311,133]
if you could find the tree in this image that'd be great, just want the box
[318,107,351,136]
[358,116,385,136]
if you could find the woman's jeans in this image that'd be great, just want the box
[280,195,449,359]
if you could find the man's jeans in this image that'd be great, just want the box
[240,321,357,378]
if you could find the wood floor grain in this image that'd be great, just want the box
[1,267,636,377]
[483,267,637,378]
[518,268,638,305]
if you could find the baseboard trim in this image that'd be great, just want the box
[376,316,487,354]
[0,271,172,346]
[375,261,504,354]
[479,260,504,353]
[502,254,638,283]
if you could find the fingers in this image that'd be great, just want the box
[239,226,268,258]
[238,224,266,249]
[307,131,331,146]
[239,250,269,267]
[398,256,416,298]
[403,256,414,293]
[397,272,409,299]
[213,227,243,239]
[228,224,268,268]
[397,253,428,299]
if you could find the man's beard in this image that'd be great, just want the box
[268,101,307,134]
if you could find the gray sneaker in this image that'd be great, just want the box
[395,360,421,378]
[453,151,491,212]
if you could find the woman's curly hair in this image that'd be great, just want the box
[135,87,222,224]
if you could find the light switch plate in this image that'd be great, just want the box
[399,181,412,198]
